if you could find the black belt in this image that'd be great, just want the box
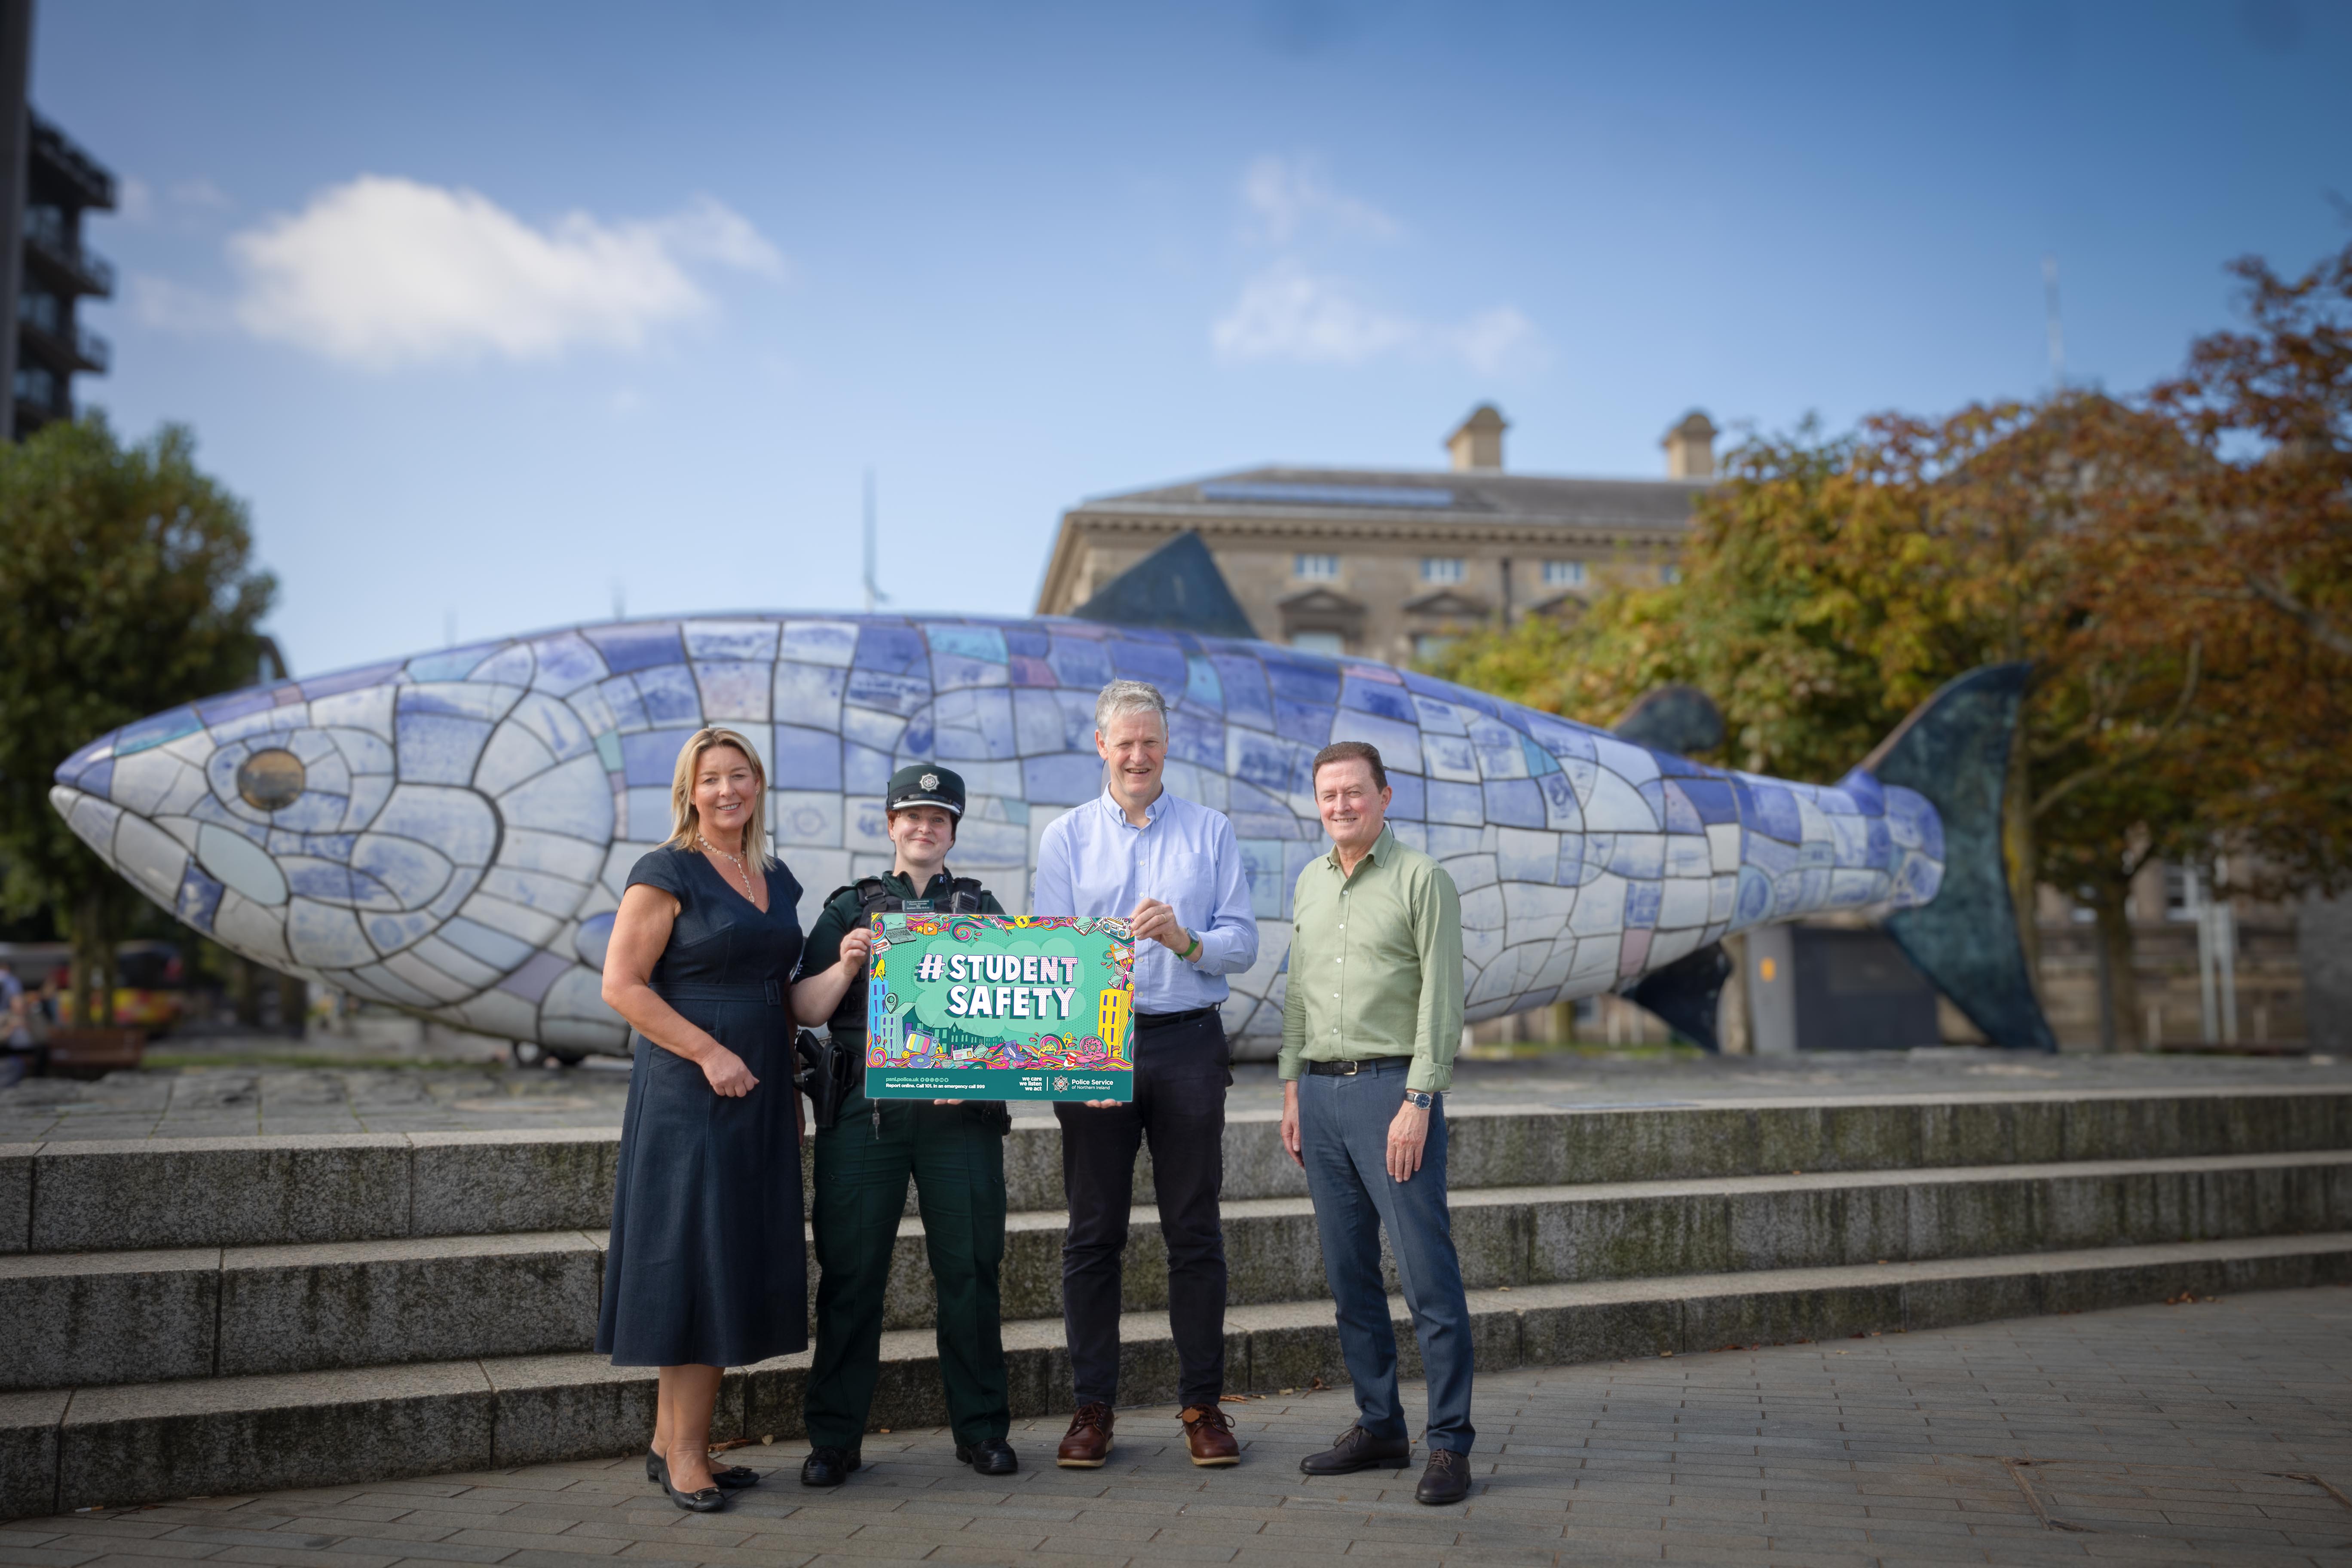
[661,980,784,1007]
[1134,1006,1220,1027]
[1306,1056,1412,1076]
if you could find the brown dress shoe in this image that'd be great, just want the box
[1179,1404,1240,1467]
[1056,1402,1115,1468]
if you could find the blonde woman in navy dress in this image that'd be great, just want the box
[597,726,807,1513]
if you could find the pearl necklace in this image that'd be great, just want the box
[697,833,756,900]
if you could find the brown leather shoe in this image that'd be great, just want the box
[1179,1404,1240,1467]
[1056,1402,1115,1468]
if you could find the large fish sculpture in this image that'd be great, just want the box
[47,543,2053,1060]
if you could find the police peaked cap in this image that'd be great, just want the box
[886,764,965,818]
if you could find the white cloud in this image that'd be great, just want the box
[117,176,153,224]
[1212,260,1543,374]
[1240,155,1400,245]
[223,176,783,368]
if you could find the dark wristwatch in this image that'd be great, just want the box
[1401,1090,1435,1110]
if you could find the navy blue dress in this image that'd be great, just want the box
[597,846,808,1367]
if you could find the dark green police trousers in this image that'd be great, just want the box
[802,1092,1011,1449]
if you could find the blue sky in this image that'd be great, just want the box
[37,0,2352,678]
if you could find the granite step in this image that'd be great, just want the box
[11,1148,2349,1391]
[7,1231,2348,1521]
[9,1088,2350,1254]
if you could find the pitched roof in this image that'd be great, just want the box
[1070,464,1704,533]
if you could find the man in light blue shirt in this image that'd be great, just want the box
[1031,679,1258,1470]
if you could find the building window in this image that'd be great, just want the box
[1293,552,1339,581]
[1541,560,1586,588]
[1421,557,1465,585]
[1289,631,1345,657]
[1661,564,1682,585]
[1413,633,1458,662]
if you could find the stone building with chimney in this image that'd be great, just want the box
[1034,405,1720,665]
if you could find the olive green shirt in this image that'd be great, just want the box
[800,869,1005,1036]
[1279,824,1464,1093]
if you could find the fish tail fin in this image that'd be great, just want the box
[1856,662,2058,1052]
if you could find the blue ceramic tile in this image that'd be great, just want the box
[1209,655,1274,732]
[1624,881,1662,929]
[580,624,684,676]
[1046,635,1114,691]
[1385,771,1426,821]
[1661,782,1704,835]
[1483,778,1546,829]
[844,742,892,794]
[114,706,203,757]
[1428,781,1484,827]
[1003,626,1050,660]
[1678,778,1738,825]
[771,727,845,791]
[1184,655,1224,711]
[300,661,405,701]
[395,715,493,786]
[1170,706,1225,768]
[530,634,609,691]
[1111,638,1188,692]
[176,864,224,930]
[852,622,925,674]
[1341,677,1416,724]
[845,668,931,716]
[404,642,508,682]
[619,728,698,788]
[1746,783,1803,843]
[632,665,702,725]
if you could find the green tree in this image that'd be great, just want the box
[1427,380,2319,1050]
[0,417,276,1023]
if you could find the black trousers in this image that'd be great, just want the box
[1054,1009,1229,1410]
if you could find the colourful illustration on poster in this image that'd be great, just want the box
[864,913,1135,1102]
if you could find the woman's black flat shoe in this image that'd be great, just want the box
[655,1461,729,1514]
[651,1449,759,1490]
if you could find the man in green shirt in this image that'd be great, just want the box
[790,764,1016,1488]
[1280,740,1475,1507]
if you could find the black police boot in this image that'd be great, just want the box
[800,1445,861,1487]
[956,1437,1019,1476]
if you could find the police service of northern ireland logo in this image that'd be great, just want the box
[920,772,939,790]
[1054,1076,1069,1093]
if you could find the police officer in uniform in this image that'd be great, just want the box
[789,765,1016,1486]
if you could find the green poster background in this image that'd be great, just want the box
[864,912,1136,1102]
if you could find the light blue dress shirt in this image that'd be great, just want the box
[1031,788,1259,1015]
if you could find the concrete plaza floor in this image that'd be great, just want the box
[4,1047,2348,1143]
[7,1285,2350,1567]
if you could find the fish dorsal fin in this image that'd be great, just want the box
[1070,531,1258,640]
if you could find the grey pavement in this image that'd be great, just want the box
[4,1046,2349,1143]
[7,1284,2350,1566]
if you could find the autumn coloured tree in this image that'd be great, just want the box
[1428,239,2352,1049]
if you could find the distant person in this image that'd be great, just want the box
[1031,679,1258,1469]
[1281,740,1474,1507]
[790,764,1020,1487]
[0,961,30,1090]
[597,728,807,1514]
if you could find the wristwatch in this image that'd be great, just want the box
[1401,1090,1435,1110]
[1179,928,1201,961]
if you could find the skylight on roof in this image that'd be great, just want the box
[1198,481,1455,509]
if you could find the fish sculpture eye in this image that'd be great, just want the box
[235,748,306,811]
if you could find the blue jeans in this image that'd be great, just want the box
[1298,1058,1474,1455]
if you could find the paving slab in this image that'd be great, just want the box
[10,1284,2349,1565]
